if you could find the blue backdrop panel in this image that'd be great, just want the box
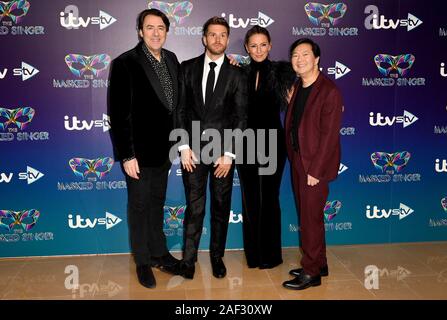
[0,0,446,258]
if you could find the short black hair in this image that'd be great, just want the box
[137,8,170,36]
[203,16,230,36]
[289,38,321,61]
[244,25,271,46]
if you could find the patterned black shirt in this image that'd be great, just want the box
[142,43,174,111]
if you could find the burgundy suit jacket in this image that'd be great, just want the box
[285,72,343,182]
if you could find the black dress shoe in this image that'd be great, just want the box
[177,261,195,279]
[161,261,182,275]
[151,253,180,268]
[289,265,329,277]
[151,253,181,274]
[136,265,156,289]
[211,257,226,278]
[282,272,321,290]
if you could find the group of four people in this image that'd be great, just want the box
[109,8,343,291]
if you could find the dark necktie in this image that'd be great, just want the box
[205,62,217,106]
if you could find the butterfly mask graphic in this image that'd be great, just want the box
[227,54,251,66]
[64,54,111,78]
[304,2,347,26]
[148,1,193,25]
[69,157,114,180]
[164,205,185,229]
[324,200,342,222]
[0,107,35,131]
[0,0,30,24]
[374,54,415,78]
[0,209,40,232]
[370,151,411,174]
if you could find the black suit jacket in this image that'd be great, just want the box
[176,54,248,157]
[109,41,179,167]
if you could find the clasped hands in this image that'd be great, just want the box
[181,148,232,178]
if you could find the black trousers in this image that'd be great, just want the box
[182,163,235,263]
[125,160,171,266]
[237,147,286,268]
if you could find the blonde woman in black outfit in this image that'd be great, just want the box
[237,26,294,269]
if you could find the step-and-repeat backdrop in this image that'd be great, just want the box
[1,0,446,258]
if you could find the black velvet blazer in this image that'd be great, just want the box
[108,41,180,167]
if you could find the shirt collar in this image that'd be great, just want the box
[204,53,225,68]
[143,43,165,63]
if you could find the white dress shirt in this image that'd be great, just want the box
[202,53,224,104]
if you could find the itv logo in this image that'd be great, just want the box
[68,212,122,230]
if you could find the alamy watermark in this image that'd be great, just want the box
[64,264,122,298]
[169,121,278,175]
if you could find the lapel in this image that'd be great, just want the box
[203,55,229,118]
[135,42,170,111]
[298,72,324,138]
[301,72,323,120]
[193,54,206,114]
[286,80,300,129]
[164,49,178,109]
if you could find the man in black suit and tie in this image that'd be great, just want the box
[109,9,180,289]
[175,17,248,279]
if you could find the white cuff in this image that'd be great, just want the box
[178,145,190,151]
[224,152,236,159]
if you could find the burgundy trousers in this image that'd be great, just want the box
[291,150,328,276]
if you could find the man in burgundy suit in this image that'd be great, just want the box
[283,38,343,290]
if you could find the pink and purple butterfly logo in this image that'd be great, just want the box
[324,200,342,222]
[64,54,111,78]
[0,107,34,131]
[371,151,411,174]
[0,209,40,232]
[69,157,114,180]
[148,1,193,26]
[0,0,30,25]
[304,2,347,26]
[374,54,415,78]
[164,205,185,229]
